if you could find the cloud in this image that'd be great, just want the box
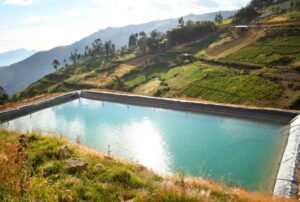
[2,0,38,5]
[62,8,99,17]
[24,15,58,24]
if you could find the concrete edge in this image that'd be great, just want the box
[80,90,298,124]
[0,92,79,123]
[273,115,300,198]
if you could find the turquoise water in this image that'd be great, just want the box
[0,98,287,192]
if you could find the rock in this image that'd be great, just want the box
[56,146,70,159]
[66,158,88,173]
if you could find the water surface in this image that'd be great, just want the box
[0,98,287,192]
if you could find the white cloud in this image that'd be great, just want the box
[2,0,38,5]
[24,15,58,24]
[62,8,99,17]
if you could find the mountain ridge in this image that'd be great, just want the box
[0,49,36,67]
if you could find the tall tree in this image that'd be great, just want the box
[214,13,223,25]
[178,17,185,28]
[104,40,115,57]
[128,33,138,49]
[137,32,148,54]
[69,49,78,64]
[52,59,60,71]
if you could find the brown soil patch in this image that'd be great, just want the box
[268,16,289,23]
[124,54,156,66]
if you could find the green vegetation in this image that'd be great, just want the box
[233,5,258,24]
[182,75,282,104]
[0,130,285,201]
[166,21,217,47]
[152,62,283,105]
[225,30,300,66]
[220,18,233,25]
[115,53,136,62]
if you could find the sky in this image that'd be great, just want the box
[0,0,250,53]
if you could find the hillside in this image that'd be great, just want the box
[4,1,300,110]
[0,130,290,201]
[14,27,300,110]
[0,11,235,95]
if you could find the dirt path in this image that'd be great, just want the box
[205,30,265,59]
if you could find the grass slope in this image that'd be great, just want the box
[0,130,291,202]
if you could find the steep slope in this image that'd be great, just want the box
[0,49,36,67]
[0,11,235,95]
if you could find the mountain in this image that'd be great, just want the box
[0,49,36,67]
[0,11,235,95]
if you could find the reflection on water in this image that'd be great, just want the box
[99,118,172,175]
[0,98,287,192]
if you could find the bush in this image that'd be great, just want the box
[111,170,144,188]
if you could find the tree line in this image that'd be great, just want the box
[52,17,220,71]
[166,19,217,47]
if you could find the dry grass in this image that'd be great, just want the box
[81,64,135,87]
[133,78,161,96]
[268,16,289,23]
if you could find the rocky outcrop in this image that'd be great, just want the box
[66,158,88,173]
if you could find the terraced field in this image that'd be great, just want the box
[14,24,300,110]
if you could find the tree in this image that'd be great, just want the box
[167,21,217,47]
[69,49,78,64]
[104,40,115,57]
[233,5,258,24]
[178,17,185,28]
[0,86,8,105]
[128,33,138,49]
[63,59,68,67]
[147,29,163,52]
[92,38,104,58]
[214,13,223,25]
[52,59,60,71]
[137,32,148,54]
